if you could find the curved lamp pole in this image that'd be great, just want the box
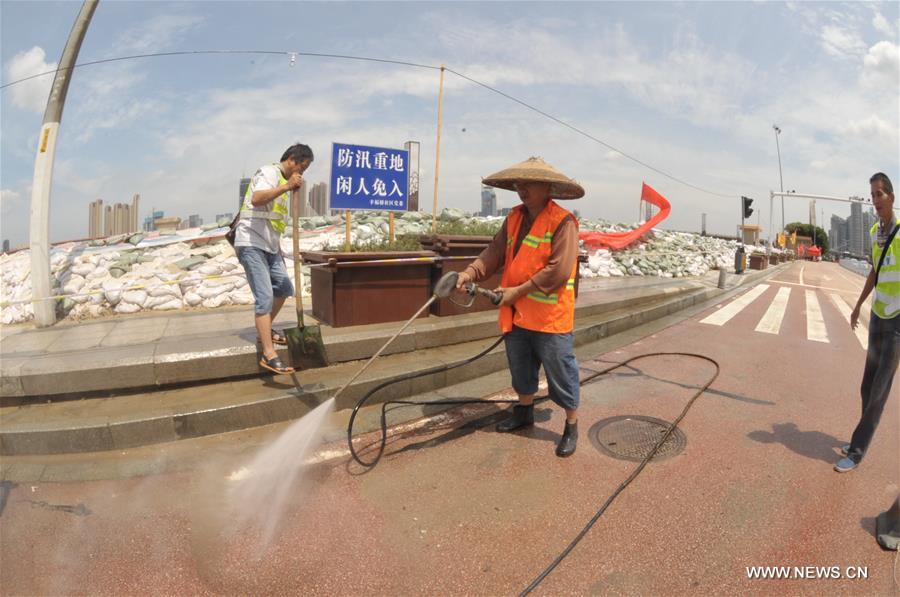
[773,125,784,231]
[29,0,99,326]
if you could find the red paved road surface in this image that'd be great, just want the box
[2,262,897,595]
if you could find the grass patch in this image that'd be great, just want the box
[434,219,502,236]
[320,235,423,252]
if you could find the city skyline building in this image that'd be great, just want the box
[88,195,140,238]
[829,214,849,255]
[131,194,140,234]
[309,182,328,217]
[831,203,877,258]
[480,185,497,217]
[404,141,420,212]
[143,210,164,232]
[88,199,103,238]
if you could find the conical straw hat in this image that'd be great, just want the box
[482,156,584,200]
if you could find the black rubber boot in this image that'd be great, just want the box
[556,421,578,457]
[496,404,534,432]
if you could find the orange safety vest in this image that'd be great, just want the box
[499,201,578,334]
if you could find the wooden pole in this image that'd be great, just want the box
[345,209,351,252]
[431,65,445,235]
[389,212,395,244]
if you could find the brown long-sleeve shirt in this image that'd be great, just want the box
[464,208,579,294]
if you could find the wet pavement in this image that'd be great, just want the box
[1,262,897,595]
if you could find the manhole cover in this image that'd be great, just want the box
[588,415,686,462]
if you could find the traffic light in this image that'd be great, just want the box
[741,196,754,219]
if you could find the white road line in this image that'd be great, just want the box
[769,279,850,293]
[805,290,829,343]
[799,265,805,287]
[828,293,868,350]
[700,284,769,326]
[755,286,791,334]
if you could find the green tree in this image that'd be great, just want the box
[785,222,829,255]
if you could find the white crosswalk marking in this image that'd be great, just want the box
[805,290,828,343]
[828,293,868,350]
[755,287,791,334]
[700,284,769,326]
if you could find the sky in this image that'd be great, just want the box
[1,1,898,249]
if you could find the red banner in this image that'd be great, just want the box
[579,183,671,250]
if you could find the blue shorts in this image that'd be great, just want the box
[504,325,580,411]
[235,246,294,315]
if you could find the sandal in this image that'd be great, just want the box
[259,355,294,375]
[271,330,288,346]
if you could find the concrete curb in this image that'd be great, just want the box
[0,267,783,455]
[1,280,703,399]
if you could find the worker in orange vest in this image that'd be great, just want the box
[457,157,583,457]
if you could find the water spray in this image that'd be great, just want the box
[329,271,498,406]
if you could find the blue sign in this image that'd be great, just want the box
[329,142,409,211]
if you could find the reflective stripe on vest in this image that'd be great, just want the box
[241,165,289,234]
[499,201,578,334]
[871,221,900,319]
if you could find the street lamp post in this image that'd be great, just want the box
[29,0,99,326]
[773,125,784,232]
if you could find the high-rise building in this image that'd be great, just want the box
[144,210,165,232]
[131,194,140,234]
[154,216,181,234]
[309,182,328,217]
[863,208,877,258]
[295,180,309,218]
[89,199,104,238]
[480,185,497,217]
[188,214,202,228]
[849,202,867,258]
[2,239,9,253]
[239,177,251,211]
[404,141,420,212]
[215,213,234,226]
[830,214,850,255]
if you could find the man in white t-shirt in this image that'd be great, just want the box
[235,143,313,374]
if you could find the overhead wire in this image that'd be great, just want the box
[1,48,733,198]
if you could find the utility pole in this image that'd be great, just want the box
[773,125,784,232]
[29,0,99,326]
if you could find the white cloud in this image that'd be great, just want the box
[862,41,900,87]
[113,14,205,54]
[1,189,22,205]
[820,24,867,57]
[842,114,897,139]
[4,46,57,113]
[871,12,894,36]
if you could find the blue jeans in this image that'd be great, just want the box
[504,325,580,411]
[235,246,294,315]
[848,314,900,463]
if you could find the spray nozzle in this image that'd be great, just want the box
[432,271,502,307]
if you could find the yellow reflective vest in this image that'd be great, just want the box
[871,220,900,319]
[241,165,289,234]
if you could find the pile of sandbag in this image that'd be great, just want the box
[1,210,755,324]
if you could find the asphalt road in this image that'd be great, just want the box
[2,261,897,595]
